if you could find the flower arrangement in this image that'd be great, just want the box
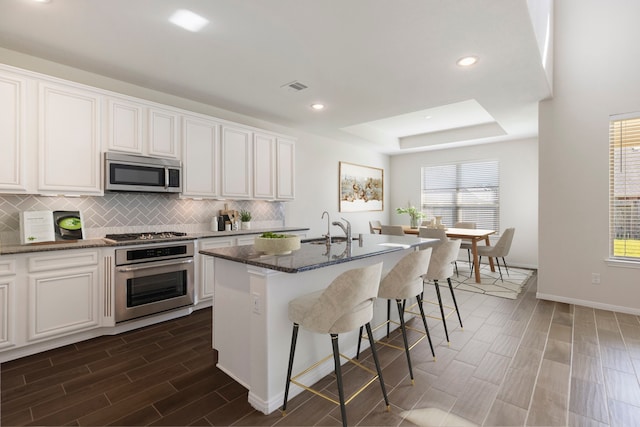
[396,204,426,228]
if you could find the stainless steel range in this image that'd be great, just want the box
[108,232,194,323]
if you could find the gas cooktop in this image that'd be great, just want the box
[103,231,188,243]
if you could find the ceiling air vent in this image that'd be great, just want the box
[281,81,308,92]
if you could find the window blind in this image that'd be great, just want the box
[609,113,640,259]
[421,160,500,231]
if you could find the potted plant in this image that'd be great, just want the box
[396,204,426,228]
[240,209,252,230]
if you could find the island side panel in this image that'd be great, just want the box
[212,257,252,388]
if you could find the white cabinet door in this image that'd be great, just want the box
[27,250,100,341]
[38,81,102,195]
[148,106,180,159]
[221,125,252,199]
[105,96,181,159]
[276,137,296,200]
[0,259,16,349]
[253,132,276,199]
[182,115,220,198]
[0,70,28,193]
[198,238,235,302]
[106,96,144,154]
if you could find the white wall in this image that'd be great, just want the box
[284,135,389,238]
[538,0,640,314]
[390,138,539,268]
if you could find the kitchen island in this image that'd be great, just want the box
[199,233,434,414]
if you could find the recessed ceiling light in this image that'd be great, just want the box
[310,103,325,111]
[424,115,432,120]
[456,56,479,67]
[169,9,209,32]
[33,0,51,3]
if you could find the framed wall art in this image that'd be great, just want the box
[339,162,384,212]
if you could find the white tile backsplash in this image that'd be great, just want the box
[0,193,285,244]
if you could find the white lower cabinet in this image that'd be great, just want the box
[0,259,16,349]
[198,237,235,303]
[26,250,100,341]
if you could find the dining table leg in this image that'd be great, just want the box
[471,240,482,283]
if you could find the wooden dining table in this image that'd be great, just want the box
[373,225,496,283]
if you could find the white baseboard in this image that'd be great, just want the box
[536,292,640,316]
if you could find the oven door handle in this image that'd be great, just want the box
[116,258,193,273]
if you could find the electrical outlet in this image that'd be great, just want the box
[592,273,601,284]
[251,292,261,314]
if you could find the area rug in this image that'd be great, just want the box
[445,262,535,300]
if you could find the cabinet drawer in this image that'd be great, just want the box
[28,250,99,272]
[0,259,16,277]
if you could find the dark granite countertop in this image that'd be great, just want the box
[199,234,436,273]
[0,227,309,255]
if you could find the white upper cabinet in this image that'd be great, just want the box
[0,69,28,193]
[221,125,252,199]
[253,132,276,199]
[148,106,180,158]
[38,81,102,195]
[106,96,180,159]
[106,96,144,154]
[182,114,220,198]
[276,137,295,200]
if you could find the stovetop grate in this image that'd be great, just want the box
[104,231,187,242]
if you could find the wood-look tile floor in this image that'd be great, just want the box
[2,272,640,426]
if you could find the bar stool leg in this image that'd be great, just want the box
[386,299,391,337]
[395,299,414,384]
[416,293,436,359]
[433,279,450,343]
[355,325,364,359]
[365,322,390,410]
[331,334,348,427]
[282,323,299,414]
[447,277,463,328]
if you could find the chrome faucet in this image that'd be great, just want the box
[332,217,352,243]
[321,211,331,245]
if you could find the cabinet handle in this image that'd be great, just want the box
[116,258,193,273]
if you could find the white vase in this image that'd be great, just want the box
[241,221,251,230]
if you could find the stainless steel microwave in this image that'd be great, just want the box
[104,152,182,193]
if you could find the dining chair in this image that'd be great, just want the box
[418,227,448,249]
[422,239,463,343]
[475,227,515,282]
[454,221,476,272]
[282,262,388,427]
[369,220,382,234]
[380,225,405,236]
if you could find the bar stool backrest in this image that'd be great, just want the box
[300,262,383,334]
[424,239,462,280]
[378,248,432,300]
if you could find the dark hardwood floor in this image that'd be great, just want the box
[2,272,640,426]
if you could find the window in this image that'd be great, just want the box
[421,160,500,231]
[609,113,640,260]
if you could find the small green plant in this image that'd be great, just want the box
[260,232,287,238]
[396,205,426,221]
[240,210,252,222]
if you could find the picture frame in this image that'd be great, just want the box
[339,162,384,212]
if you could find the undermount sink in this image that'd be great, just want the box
[302,236,360,245]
